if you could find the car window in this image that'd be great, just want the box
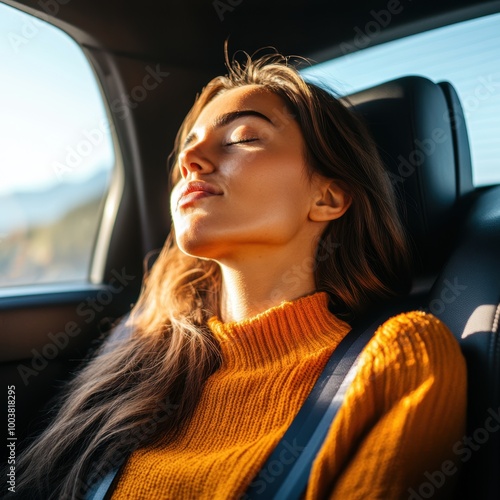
[0,3,118,288]
[302,12,500,187]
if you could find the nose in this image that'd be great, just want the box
[178,143,215,179]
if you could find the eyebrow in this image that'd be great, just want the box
[183,110,273,148]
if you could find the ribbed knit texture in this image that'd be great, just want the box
[111,292,466,499]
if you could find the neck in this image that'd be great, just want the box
[218,250,317,322]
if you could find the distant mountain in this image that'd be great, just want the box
[0,196,103,287]
[0,170,111,234]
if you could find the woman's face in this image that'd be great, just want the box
[171,85,328,262]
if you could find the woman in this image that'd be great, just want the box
[15,52,466,499]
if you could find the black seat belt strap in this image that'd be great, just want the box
[85,468,121,500]
[244,308,403,500]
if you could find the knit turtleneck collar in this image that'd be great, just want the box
[208,292,350,370]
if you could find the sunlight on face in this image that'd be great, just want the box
[170,85,326,263]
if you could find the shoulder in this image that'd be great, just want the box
[310,312,467,499]
[365,310,463,363]
[353,311,466,399]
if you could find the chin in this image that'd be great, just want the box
[176,236,221,261]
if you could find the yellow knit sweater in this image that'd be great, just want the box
[111,292,466,499]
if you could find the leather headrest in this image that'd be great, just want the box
[345,76,467,275]
[438,81,474,198]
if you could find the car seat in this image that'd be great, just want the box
[345,76,500,500]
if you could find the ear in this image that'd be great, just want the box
[309,179,352,222]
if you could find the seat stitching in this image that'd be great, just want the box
[492,302,500,334]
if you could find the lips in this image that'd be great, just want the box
[177,181,223,208]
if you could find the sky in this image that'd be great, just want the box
[302,12,500,186]
[0,4,499,193]
[0,2,114,196]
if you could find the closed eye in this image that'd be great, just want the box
[224,138,258,146]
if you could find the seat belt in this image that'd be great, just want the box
[85,468,121,500]
[243,306,408,500]
[86,305,412,500]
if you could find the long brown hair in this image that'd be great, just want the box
[15,51,411,499]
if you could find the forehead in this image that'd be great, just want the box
[194,85,287,127]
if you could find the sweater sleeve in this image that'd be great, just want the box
[306,311,467,500]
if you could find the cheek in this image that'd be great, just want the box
[247,159,310,208]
